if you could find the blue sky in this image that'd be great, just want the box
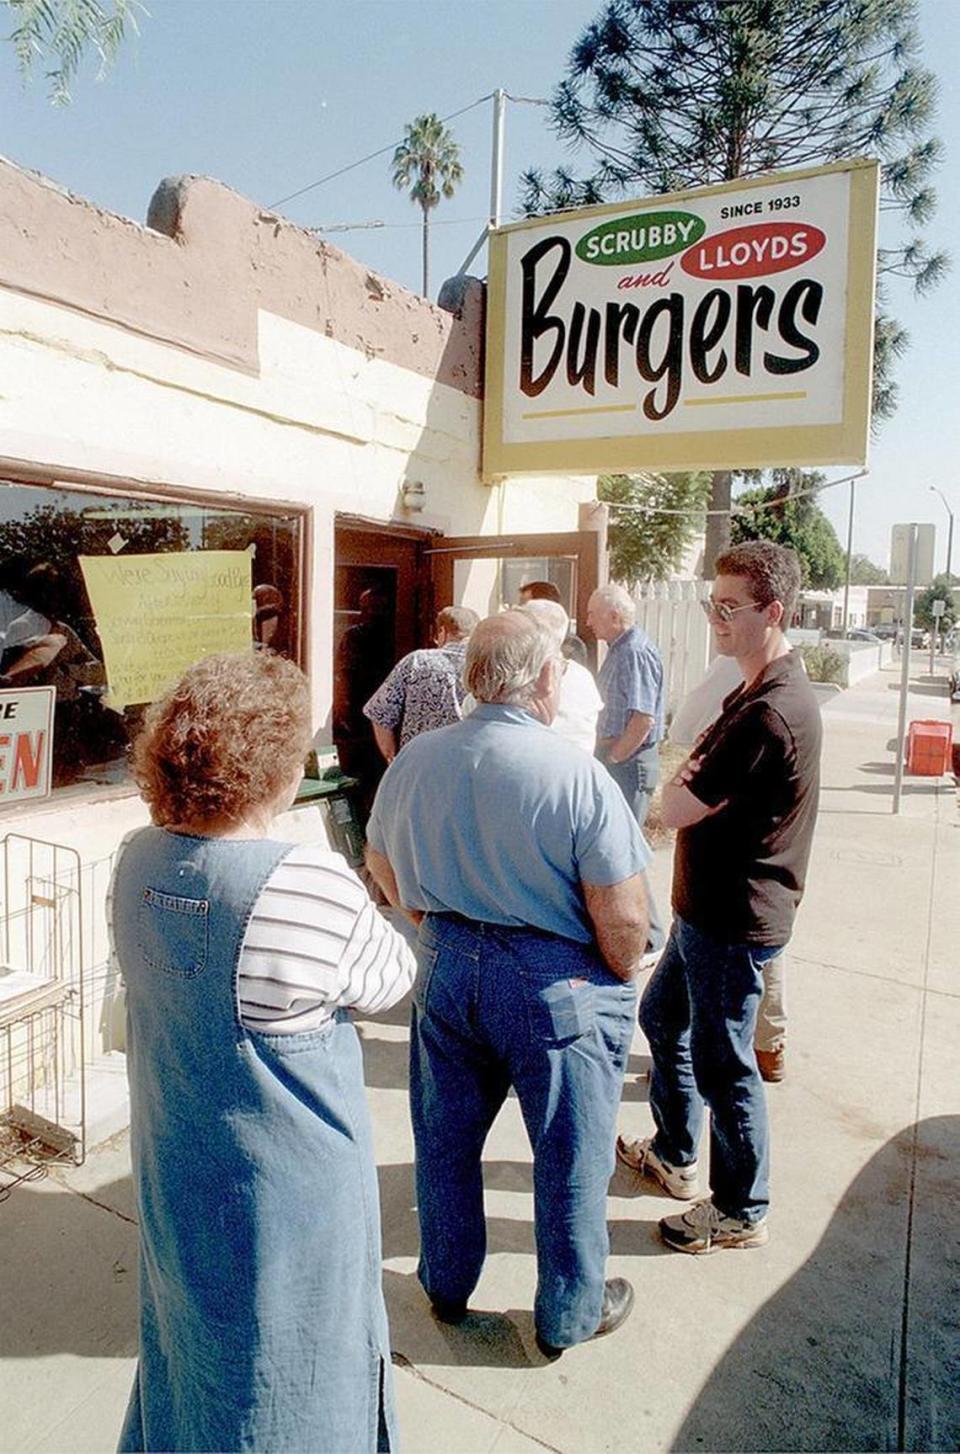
[1,0,957,571]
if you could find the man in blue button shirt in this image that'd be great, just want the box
[588,583,665,829]
[366,611,650,1358]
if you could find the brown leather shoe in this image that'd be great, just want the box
[756,1047,785,1083]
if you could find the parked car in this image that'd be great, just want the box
[949,643,960,703]
[848,628,881,643]
[872,623,898,640]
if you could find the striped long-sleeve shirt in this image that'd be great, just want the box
[237,845,416,1032]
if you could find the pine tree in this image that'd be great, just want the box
[522,0,947,571]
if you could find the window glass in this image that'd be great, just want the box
[501,557,576,612]
[0,479,302,795]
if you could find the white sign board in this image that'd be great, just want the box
[0,687,55,803]
[931,599,946,617]
[484,159,878,478]
[890,523,935,587]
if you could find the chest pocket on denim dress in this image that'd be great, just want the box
[137,887,209,978]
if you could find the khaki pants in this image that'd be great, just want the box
[755,952,787,1053]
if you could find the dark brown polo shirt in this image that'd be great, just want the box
[672,651,822,946]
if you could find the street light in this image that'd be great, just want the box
[929,485,954,580]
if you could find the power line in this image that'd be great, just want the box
[602,468,868,518]
[268,94,495,210]
[312,214,488,235]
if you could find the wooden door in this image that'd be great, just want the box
[332,518,431,812]
[426,529,606,666]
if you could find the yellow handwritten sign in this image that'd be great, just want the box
[79,552,253,710]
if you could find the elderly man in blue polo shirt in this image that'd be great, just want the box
[365,610,651,1359]
[588,584,665,829]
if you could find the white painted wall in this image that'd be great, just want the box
[0,294,592,711]
[829,638,895,684]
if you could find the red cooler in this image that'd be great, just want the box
[906,720,953,776]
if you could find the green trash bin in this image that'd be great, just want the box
[293,768,365,868]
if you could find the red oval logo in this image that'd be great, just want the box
[680,222,825,280]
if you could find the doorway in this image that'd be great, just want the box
[332,518,432,816]
[332,516,606,812]
[427,529,605,667]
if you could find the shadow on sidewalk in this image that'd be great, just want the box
[672,1115,960,1453]
[834,782,950,796]
[0,1174,138,1359]
[887,680,950,698]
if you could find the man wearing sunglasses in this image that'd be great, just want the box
[617,541,821,1254]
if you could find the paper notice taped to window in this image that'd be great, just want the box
[79,551,253,711]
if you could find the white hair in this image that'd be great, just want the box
[590,583,636,624]
[520,598,569,651]
[465,611,556,706]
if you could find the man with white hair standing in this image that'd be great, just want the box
[521,598,602,754]
[588,583,666,829]
[365,611,650,1359]
[524,597,665,962]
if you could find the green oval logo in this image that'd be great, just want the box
[575,210,705,266]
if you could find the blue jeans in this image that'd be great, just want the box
[638,917,782,1223]
[410,914,636,1349]
[602,743,659,830]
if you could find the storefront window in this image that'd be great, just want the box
[0,478,302,796]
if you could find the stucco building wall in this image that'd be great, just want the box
[0,155,593,770]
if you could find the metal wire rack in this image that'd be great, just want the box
[0,833,84,1201]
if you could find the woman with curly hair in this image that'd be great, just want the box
[110,650,415,1453]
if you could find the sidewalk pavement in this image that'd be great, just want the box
[2,662,957,1454]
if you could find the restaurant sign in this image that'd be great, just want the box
[483,160,877,478]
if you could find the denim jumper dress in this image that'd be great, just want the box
[112,827,397,1453]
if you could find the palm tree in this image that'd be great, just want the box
[391,113,463,298]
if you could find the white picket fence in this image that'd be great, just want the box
[631,579,713,716]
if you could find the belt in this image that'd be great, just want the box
[427,911,584,947]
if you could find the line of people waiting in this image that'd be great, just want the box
[109,541,820,1450]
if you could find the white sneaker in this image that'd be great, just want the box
[616,1134,699,1200]
[659,1198,769,1255]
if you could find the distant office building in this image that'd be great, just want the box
[795,588,869,632]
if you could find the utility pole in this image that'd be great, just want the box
[892,524,918,815]
[489,87,506,229]
[929,485,954,581]
[841,477,856,638]
[457,88,508,276]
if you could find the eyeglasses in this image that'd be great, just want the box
[700,598,761,624]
